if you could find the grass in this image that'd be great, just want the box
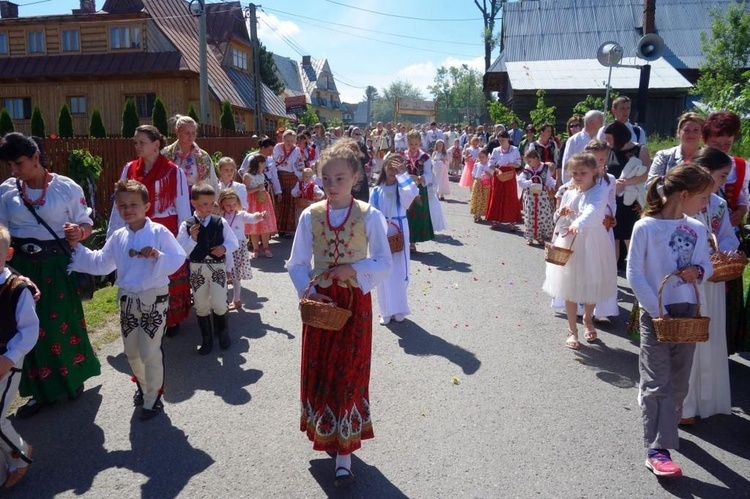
[646,134,678,154]
[82,284,122,350]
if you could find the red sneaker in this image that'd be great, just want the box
[645,450,683,477]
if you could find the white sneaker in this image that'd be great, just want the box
[394,314,406,323]
[379,316,391,325]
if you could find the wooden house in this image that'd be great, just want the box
[0,0,293,137]
[272,53,343,124]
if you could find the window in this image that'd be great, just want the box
[265,119,277,136]
[125,94,156,118]
[230,48,248,70]
[3,98,32,120]
[62,30,80,52]
[69,96,86,115]
[110,26,141,50]
[0,33,7,55]
[27,30,45,53]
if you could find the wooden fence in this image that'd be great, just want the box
[1,136,259,219]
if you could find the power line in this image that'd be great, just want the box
[325,0,483,22]
[262,6,483,47]
[258,15,305,57]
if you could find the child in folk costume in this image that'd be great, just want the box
[459,136,481,188]
[447,138,463,178]
[298,132,316,169]
[370,154,420,325]
[286,146,392,487]
[70,181,187,421]
[542,153,617,349]
[485,131,522,230]
[243,155,278,258]
[469,149,493,222]
[177,184,239,355]
[627,164,714,479]
[218,189,267,312]
[217,157,248,210]
[0,225,37,488]
[518,149,556,245]
[403,129,445,249]
[431,139,451,200]
[273,130,305,234]
[682,147,735,425]
[292,167,325,222]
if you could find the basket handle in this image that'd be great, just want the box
[656,271,701,320]
[709,233,719,253]
[556,230,577,249]
[301,273,354,310]
[388,220,402,234]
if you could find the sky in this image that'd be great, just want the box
[17,0,493,104]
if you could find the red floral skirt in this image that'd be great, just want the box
[485,166,522,223]
[300,284,374,454]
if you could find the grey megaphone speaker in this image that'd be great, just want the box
[636,34,664,61]
[596,41,624,67]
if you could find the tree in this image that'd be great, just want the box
[152,97,169,136]
[474,0,504,71]
[188,103,200,123]
[428,65,485,124]
[694,3,750,110]
[220,100,236,131]
[0,109,13,135]
[122,98,139,137]
[30,106,45,137]
[58,103,75,138]
[488,101,522,128]
[372,80,425,123]
[299,105,319,127]
[328,117,344,128]
[572,90,618,121]
[259,42,285,95]
[364,86,378,125]
[89,108,107,138]
[529,89,556,129]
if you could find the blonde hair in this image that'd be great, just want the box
[172,114,197,131]
[319,142,362,188]
[218,188,241,208]
[565,153,600,182]
[406,129,421,141]
[676,112,705,133]
[0,224,10,255]
[282,129,297,140]
[302,167,314,178]
[217,156,237,170]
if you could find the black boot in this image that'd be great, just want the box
[196,315,213,355]
[213,312,231,350]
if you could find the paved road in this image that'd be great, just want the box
[11,186,750,498]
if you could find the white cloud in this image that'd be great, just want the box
[256,12,301,40]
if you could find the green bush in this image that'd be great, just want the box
[647,134,679,154]
[488,101,522,129]
[188,103,200,123]
[89,109,107,138]
[220,100,236,131]
[30,106,45,137]
[58,103,74,137]
[152,97,168,136]
[122,98,139,138]
[68,149,103,209]
[0,108,13,135]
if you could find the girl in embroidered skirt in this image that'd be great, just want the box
[469,148,492,222]
[273,130,305,235]
[292,167,325,223]
[485,131,522,230]
[459,136,480,188]
[370,153,419,325]
[219,189,267,311]
[287,146,392,487]
[681,147,735,425]
[404,129,436,251]
[518,149,556,245]
[431,139,451,200]
[542,153,617,349]
[627,164,714,478]
[243,155,278,259]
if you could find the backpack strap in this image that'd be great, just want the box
[633,125,642,143]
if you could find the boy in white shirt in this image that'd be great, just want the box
[69,180,187,421]
[0,224,38,488]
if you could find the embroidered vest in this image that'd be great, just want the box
[298,181,316,201]
[0,275,28,355]
[309,200,369,288]
[185,215,225,262]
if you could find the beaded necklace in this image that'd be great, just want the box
[21,170,51,208]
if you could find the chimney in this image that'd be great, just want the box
[0,1,19,19]
[643,0,656,34]
[302,55,311,66]
[73,0,96,14]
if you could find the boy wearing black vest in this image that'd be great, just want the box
[0,224,37,488]
[178,184,239,355]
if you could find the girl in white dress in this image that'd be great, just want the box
[217,157,248,209]
[431,140,451,200]
[543,153,618,349]
[682,147,735,423]
[219,190,266,310]
[370,154,420,324]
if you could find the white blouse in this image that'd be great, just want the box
[219,180,249,210]
[222,210,263,241]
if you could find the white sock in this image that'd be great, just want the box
[335,453,352,475]
[232,283,242,301]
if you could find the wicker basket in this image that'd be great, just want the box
[299,275,353,331]
[653,271,710,343]
[496,170,515,182]
[296,197,311,209]
[387,221,404,253]
[707,234,748,282]
[544,232,577,266]
[603,206,617,230]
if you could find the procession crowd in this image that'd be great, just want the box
[0,97,747,488]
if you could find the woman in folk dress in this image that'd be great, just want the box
[273,130,305,235]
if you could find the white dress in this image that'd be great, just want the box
[543,183,617,304]
[370,173,420,319]
[683,194,734,419]
[421,156,448,232]
[223,211,262,281]
[431,152,451,197]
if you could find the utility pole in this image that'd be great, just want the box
[189,0,209,125]
[248,4,264,136]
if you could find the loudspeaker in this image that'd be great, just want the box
[636,34,664,61]
[596,41,624,67]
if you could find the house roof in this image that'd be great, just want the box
[0,52,185,80]
[272,53,305,96]
[101,0,145,14]
[300,58,339,97]
[497,0,747,71]
[505,58,692,92]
